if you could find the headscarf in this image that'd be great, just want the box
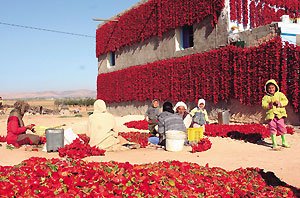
[264,79,279,95]
[93,100,107,114]
[9,100,30,127]
[198,99,206,106]
[162,102,174,113]
[173,101,187,112]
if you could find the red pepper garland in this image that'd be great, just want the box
[230,0,237,21]
[96,1,299,56]
[286,44,300,112]
[280,42,288,94]
[242,0,248,27]
[96,0,224,57]
[249,1,256,28]
[97,37,300,112]
[229,0,299,28]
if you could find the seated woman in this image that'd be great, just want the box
[87,99,139,150]
[157,102,186,147]
[173,101,192,129]
[7,101,40,147]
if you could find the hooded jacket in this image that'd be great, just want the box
[87,100,119,149]
[190,99,209,124]
[262,79,288,120]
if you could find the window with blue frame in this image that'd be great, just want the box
[181,25,194,49]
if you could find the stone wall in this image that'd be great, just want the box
[237,23,280,47]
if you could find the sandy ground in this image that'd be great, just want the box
[0,114,299,188]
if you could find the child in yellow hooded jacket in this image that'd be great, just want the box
[262,79,289,149]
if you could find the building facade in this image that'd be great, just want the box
[95,0,299,124]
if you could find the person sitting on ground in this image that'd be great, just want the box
[6,101,40,147]
[190,98,210,128]
[87,99,139,150]
[157,101,186,147]
[145,99,160,136]
[174,101,192,129]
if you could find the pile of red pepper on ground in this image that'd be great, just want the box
[191,138,212,153]
[0,157,298,197]
[77,134,90,144]
[58,138,105,160]
[205,124,295,138]
[0,135,6,142]
[124,120,148,130]
[123,120,295,142]
[119,132,150,148]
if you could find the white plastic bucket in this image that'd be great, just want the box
[281,15,290,23]
[165,130,186,152]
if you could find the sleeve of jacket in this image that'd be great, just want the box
[157,116,164,134]
[190,108,196,117]
[262,95,271,110]
[279,92,288,107]
[8,117,27,135]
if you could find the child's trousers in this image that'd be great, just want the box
[268,117,286,135]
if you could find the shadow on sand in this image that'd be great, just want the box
[226,131,266,144]
[259,170,300,197]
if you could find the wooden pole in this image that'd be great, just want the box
[92,18,118,22]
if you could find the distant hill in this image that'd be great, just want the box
[0,89,96,99]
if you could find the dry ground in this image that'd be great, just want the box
[0,112,299,188]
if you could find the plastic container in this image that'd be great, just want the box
[46,128,64,152]
[281,15,290,23]
[165,130,186,152]
[218,110,230,124]
[187,127,204,142]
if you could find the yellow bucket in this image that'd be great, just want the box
[33,126,48,137]
[187,127,204,142]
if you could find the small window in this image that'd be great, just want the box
[107,52,115,67]
[182,25,194,49]
[175,25,194,51]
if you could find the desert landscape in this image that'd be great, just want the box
[0,99,299,193]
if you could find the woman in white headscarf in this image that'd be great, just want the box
[87,100,139,150]
[87,100,119,149]
[173,101,192,129]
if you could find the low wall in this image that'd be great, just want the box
[106,99,300,125]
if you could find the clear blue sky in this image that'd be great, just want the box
[0,0,140,93]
